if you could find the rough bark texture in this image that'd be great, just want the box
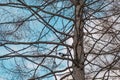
[72,0,85,80]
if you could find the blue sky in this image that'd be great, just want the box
[0,0,74,80]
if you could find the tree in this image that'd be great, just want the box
[0,0,120,80]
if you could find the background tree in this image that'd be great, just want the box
[0,0,120,80]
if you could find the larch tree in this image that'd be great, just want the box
[0,0,120,80]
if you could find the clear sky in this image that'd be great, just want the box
[0,0,73,80]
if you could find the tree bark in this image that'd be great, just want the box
[72,0,85,80]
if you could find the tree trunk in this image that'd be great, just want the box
[72,0,85,80]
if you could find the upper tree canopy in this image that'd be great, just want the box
[0,0,120,80]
